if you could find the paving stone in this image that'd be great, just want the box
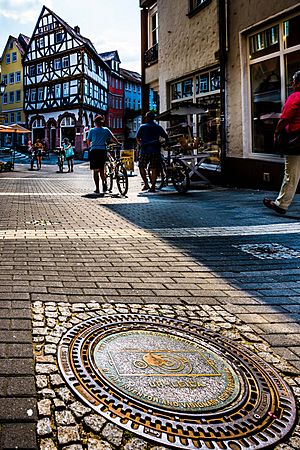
[83,414,106,432]
[87,438,113,450]
[102,422,123,446]
[57,425,80,445]
[0,422,37,449]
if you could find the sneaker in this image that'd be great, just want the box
[141,185,150,191]
[263,198,286,215]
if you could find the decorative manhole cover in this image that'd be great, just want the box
[25,219,60,226]
[234,243,300,259]
[58,315,296,449]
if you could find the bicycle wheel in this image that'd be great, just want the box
[105,161,114,192]
[115,162,128,196]
[59,157,64,173]
[171,159,190,193]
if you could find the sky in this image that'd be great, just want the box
[0,0,141,73]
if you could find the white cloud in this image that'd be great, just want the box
[0,0,52,24]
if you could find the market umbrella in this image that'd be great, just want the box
[0,124,31,167]
[9,123,31,133]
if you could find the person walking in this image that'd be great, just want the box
[263,70,300,214]
[136,111,168,193]
[62,138,75,172]
[86,115,121,194]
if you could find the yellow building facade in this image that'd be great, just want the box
[0,34,29,127]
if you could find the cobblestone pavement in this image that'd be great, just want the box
[0,162,300,449]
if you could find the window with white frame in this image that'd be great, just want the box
[16,90,21,102]
[16,111,21,122]
[62,56,69,68]
[5,54,10,64]
[54,59,61,70]
[55,31,64,44]
[3,93,7,104]
[9,73,14,84]
[189,0,211,15]
[12,52,17,62]
[248,14,300,154]
[63,83,69,97]
[31,90,36,102]
[38,88,44,101]
[151,10,158,47]
[9,92,14,103]
[37,63,43,75]
[2,75,8,85]
[16,72,21,83]
[55,85,61,98]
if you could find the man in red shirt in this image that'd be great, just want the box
[263,70,300,214]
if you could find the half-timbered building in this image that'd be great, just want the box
[23,6,109,154]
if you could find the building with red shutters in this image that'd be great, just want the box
[99,51,125,143]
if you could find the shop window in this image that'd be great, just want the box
[183,79,193,97]
[248,15,300,155]
[284,15,300,48]
[251,58,281,154]
[172,82,182,100]
[249,26,279,59]
[196,73,209,94]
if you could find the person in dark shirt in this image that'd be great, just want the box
[136,111,168,193]
[263,70,300,214]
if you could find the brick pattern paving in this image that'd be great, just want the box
[0,164,299,449]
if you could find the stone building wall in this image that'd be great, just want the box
[227,0,300,158]
[155,0,219,112]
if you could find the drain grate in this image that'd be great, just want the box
[58,314,297,450]
[234,243,300,259]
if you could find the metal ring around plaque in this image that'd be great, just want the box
[57,314,297,450]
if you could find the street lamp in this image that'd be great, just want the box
[0,80,6,96]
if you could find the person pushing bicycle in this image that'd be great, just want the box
[87,115,121,195]
[136,111,168,193]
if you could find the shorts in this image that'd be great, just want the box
[139,152,160,170]
[89,149,107,170]
[66,156,74,162]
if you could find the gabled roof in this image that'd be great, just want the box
[99,50,121,63]
[120,68,141,84]
[24,6,109,69]
[0,34,30,61]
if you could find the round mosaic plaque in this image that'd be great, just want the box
[58,314,297,449]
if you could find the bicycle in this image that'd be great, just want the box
[55,148,65,173]
[147,146,190,193]
[104,145,129,196]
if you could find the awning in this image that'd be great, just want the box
[156,103,207,121]
[0,124,31,133]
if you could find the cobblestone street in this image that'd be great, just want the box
[0,162,300,449]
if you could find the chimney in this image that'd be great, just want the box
[74,26,80,34]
